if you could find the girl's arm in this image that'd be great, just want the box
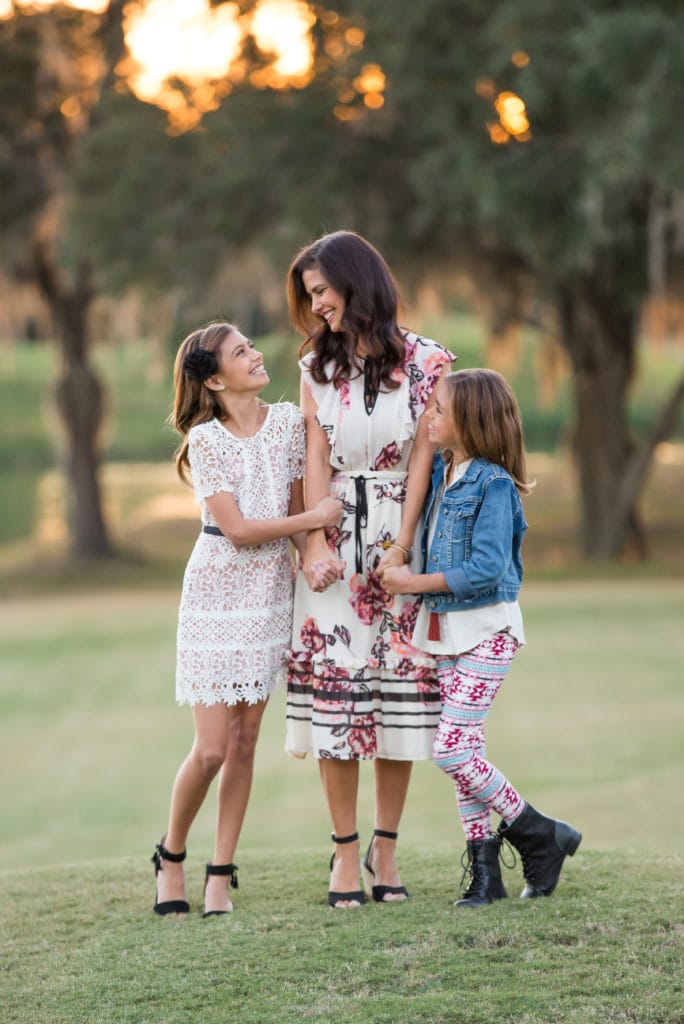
[383,479,517,597]
[205,485,341,547]
[382,565,448,595]
[288,477,308,556]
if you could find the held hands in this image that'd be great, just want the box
[302,530,345,592]
[307,556,346,592]
[376,543,407,577]
[303,496,344,591]
[380,565,415,595]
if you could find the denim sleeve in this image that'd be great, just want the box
[443,478,516,598]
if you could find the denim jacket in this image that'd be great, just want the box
[421,455,527,613]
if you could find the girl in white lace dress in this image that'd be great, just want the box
[152,321,341,918]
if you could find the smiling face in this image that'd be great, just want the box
[427,378,465,459]
[301,266,346,333]
[210,329,269,394]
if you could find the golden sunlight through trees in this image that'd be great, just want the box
[511,50,530,68]
[488,90,531,144]
[117,0,363,132]
[117,0,245,131]
[3,1,385,134]
[250,0,315,81]
[354,63,385,108]
[0,0,108,15]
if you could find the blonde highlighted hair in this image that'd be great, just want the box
[170,321,236,484]
[441,368,533,495]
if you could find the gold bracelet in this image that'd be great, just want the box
[388,541,412,563]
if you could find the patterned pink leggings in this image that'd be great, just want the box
[433,632,525,841]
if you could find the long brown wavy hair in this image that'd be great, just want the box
[170,321,236,484]
[441,368,533,495]
[287,230,405,396]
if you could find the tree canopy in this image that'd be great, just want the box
[2,0,683,559]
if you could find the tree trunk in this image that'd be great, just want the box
[557,280,643,560]
[34,241,112,560]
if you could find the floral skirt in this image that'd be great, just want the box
[286,650,441,760]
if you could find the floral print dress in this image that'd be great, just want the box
[285,333,455,760]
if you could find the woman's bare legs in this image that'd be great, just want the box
[371,758,412,901]
[319,758,361,907]
[204,699,268,913]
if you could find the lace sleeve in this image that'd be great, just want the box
[288,404,306,482]
[188,425,238,500]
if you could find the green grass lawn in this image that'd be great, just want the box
[2,850,681,1024]
[1,580,681,871]
[0,581,682,1022]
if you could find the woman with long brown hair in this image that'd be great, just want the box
[284,231,455,907]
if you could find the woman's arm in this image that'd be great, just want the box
[377,387,439,575]
[300,378,334,536]
[395,397,436,551]
[299,376,345,588]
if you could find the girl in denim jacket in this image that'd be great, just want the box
[382,369,581,908]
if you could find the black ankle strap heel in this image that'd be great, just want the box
[151,837,190,916]
[362,829,409,903]
[328,832,366,908]
[202,862,239,917]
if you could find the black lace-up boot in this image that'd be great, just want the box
[498,803,581,898]
[454,835,508,908]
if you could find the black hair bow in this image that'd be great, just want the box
[183,349,218,382]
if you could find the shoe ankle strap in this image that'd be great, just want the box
[205,862,239,888]
[373,829,398,841]
[152,839,187,867]
[331,831,359,845]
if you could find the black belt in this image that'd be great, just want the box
[202,525,224,536]
[353,475,368,575]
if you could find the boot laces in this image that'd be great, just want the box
[458,847,485,898]
[499,835,517,871]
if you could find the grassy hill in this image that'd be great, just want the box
[0,539,682,1022]
[2,849,681,1024]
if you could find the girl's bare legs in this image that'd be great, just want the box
[371,758,412,901]
[155,703,236,909]
[204,699,268,913]
[154,704,229,913]
[319,758,361,907]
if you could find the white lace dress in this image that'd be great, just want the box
[176,403,305,707]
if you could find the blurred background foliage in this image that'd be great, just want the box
[0,0,683,572]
